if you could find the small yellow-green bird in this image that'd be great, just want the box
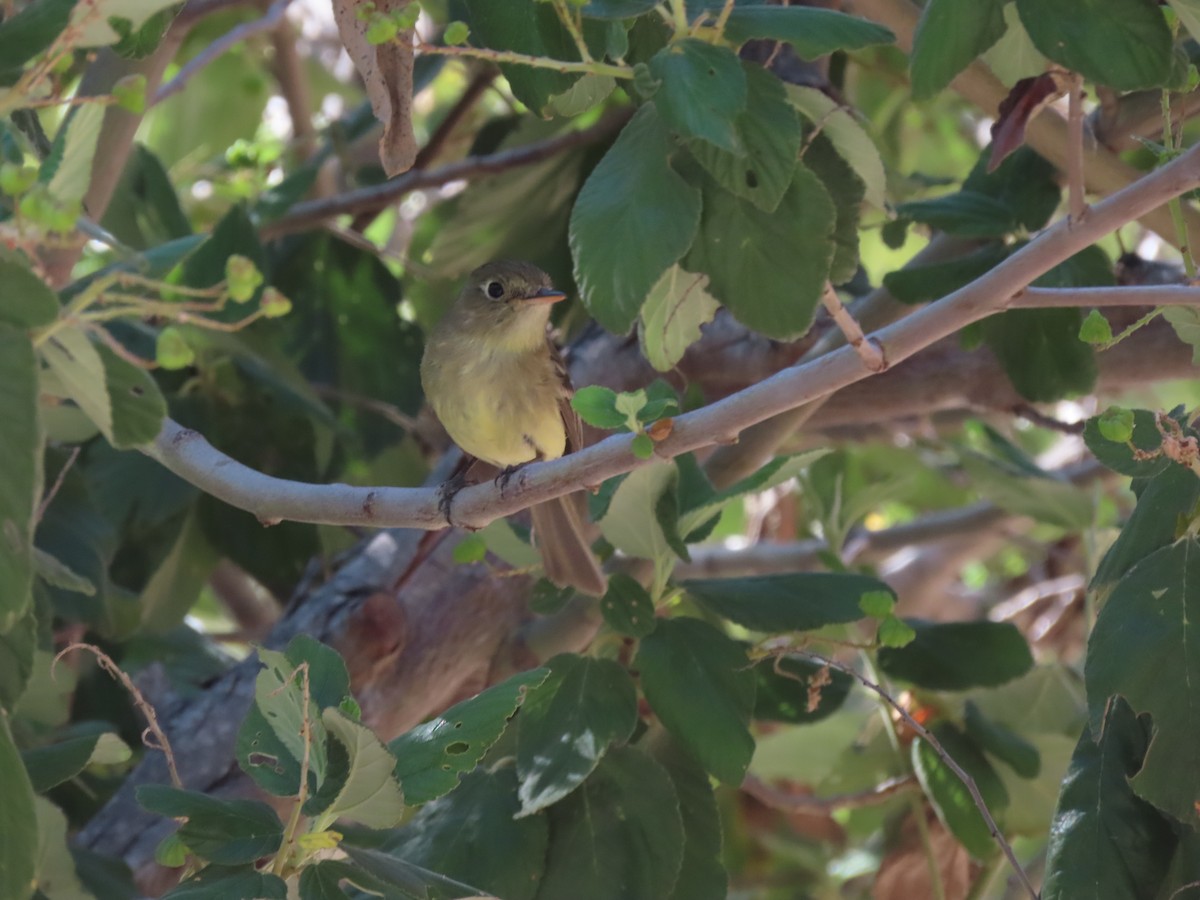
[420,260,607,597]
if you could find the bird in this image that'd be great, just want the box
[420,260,608,597]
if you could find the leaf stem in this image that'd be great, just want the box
[272,661,313,878]
[416,42,632,81]
[551,0,593,64]
[667,0,689,34]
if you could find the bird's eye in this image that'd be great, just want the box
[486,281,505,299]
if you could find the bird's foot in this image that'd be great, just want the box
[495,463,527,496]
[437,467,472,526]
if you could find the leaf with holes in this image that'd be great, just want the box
[391,668,549,805]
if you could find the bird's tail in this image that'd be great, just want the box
[530,492,607,597]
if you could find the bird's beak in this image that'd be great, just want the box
[522,287,567,304]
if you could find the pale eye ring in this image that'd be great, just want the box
[486,281,505,299]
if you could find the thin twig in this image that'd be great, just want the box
[1067,74,1086,223]
[791,651,1040,900]
[153,0,294,106]
[53,643,183,789]
[36,446,81,523]
[262,110,630,238]
[821,282,886,372]
[412,70,496,170]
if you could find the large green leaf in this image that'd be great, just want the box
[912,722,1009,859]
[965,146,1061,232]
[896,191,1017,237]
[385,767,547,900]
[685,164,835,340]
[802,132,864,285]
[308,708,405,829]
[32,797,89,899]
[137,785,284,864]
[648,39,746,152]
[0,610,35,710]
[960,450,1094,531]
[0,325,38,633]
[516,654,638,816]
[648,734,727,900]
[22,727,129,792]
[878,620,1033,690]
[723,6,894,58]
[539,746,684,900]
[1042,696,1176,899]
[46,103,105,206]
[101,144,193,251]
[0,254,59,326]
[1083,407,1179,479]
[911,0,1008,99]
[165,865,287,900]
[1087,538,1200,827]
[1091,463,1200,602]
[599,573,658,638]
[0,712,37,899]
[689,63,801,213]
[1014,0,1172,90]
[570,105,702,334]
[683,572,888,632]
[96,342,167,447]
[391,668,549,805]
[786,85,886,209]
[636,618,756,784]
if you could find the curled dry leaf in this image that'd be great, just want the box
[988,71,1069,172]
[331,0,417,176]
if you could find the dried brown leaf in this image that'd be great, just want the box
[331,0,418,176]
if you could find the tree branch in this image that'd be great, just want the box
[141,139,1200,530]
[260,110,631,238]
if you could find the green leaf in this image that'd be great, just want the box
[33,546,96,595]
[644,734,727,900]
[753,656,852,724]
[571,385,627,430]
[297,861,356,900]
[1086,538,1200,827]
[723,6,894,58]
[598,462,678,581]
[96,341,167,447]
[896,190,1017,237]
[648,40,746,151]
[637,617,756,784]
[235,643,332,798]
[343,843,496,899]
[1042,696,1176,900]
[516,654,638,816]
[183,205,265,300]
[685,164,835,340]
[70,0,182,48]
[964,700,1040,779]
[878,619,1034,690]
[32,796,89,899]
[1014,0,1172,90]
[1091,463,1200,602]
[689,63,802,213]
[570,105,702,334]
[802,132,864,284]
[883,244,1011,304]
[391,668,549,805]
[547,73,616,117]
[310,708,405,828]
[877,614,917,648]
[138,509,217,632]
[0,0,76,83]
[0,712,37,899]
[381,767,547,898]
[165,865,287,900]
[786,85,886,209]
[529,579,575,615]
[684,572,889,632]
[137,785,284,864]
[911,0,1008,99]
[0,255,59,326]
[21,728,128,792]
[0,325,38,633]
[912,722,1009,859]
[1078,309,1114,345]
[46,104,105,207]
[601,573,658,638]
[1083,407,1177,478]
[100,144,192,249]
[638,265,720,372]
[0,610,35,710]
[463,1,583,113]
[678,450,829,536]
[1165,306,1200,363]
[539,746,684,899]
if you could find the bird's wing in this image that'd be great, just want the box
[548,337,585,453]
